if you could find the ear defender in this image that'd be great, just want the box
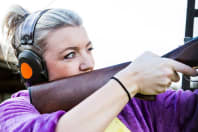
[18,50,48,85]
[18,9,49,85]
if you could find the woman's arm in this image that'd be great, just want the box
[56,78,137,132]
[56,52,197,132]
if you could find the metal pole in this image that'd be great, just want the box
[182,0,196,90]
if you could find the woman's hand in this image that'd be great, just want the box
[115,51,197,95]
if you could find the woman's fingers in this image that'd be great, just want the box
[156,86,167,94]
[167,68,180,82]
[164,58,197,76]
[117,52,197,96]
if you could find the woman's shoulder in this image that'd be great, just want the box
[0,90,30,107]
[11,89,29,98]
[0,89,40,120]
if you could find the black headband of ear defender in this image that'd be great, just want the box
[18,9,49,86]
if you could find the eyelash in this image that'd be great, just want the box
[64,52,76,59]
[88,47,94,51]
[64,47,93,59]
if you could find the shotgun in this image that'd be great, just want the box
[29,37,198,113]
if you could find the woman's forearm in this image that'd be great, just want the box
[55,79,137,132]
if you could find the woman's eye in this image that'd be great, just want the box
[88,47,94,51]
[64,52,76,59]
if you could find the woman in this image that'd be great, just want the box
[0,5,198,132]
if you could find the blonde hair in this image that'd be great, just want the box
[2,4,82,65]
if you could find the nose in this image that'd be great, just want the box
[79,54,94,72]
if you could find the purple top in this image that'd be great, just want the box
[0,90,65,132]
[118,89,198,132]
[0,89,198,132]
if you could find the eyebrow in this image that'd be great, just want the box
[59,41,92,54]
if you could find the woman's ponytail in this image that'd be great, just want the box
[2,5,29,63]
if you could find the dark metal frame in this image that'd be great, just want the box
[182,0,198,90]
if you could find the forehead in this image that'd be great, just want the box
[45,26,89,53]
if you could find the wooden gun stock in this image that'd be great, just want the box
[29,37,198,113]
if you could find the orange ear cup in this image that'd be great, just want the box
[20,63,33,79]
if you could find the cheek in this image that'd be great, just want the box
[90,55,95,67]
[47,60,80,81]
